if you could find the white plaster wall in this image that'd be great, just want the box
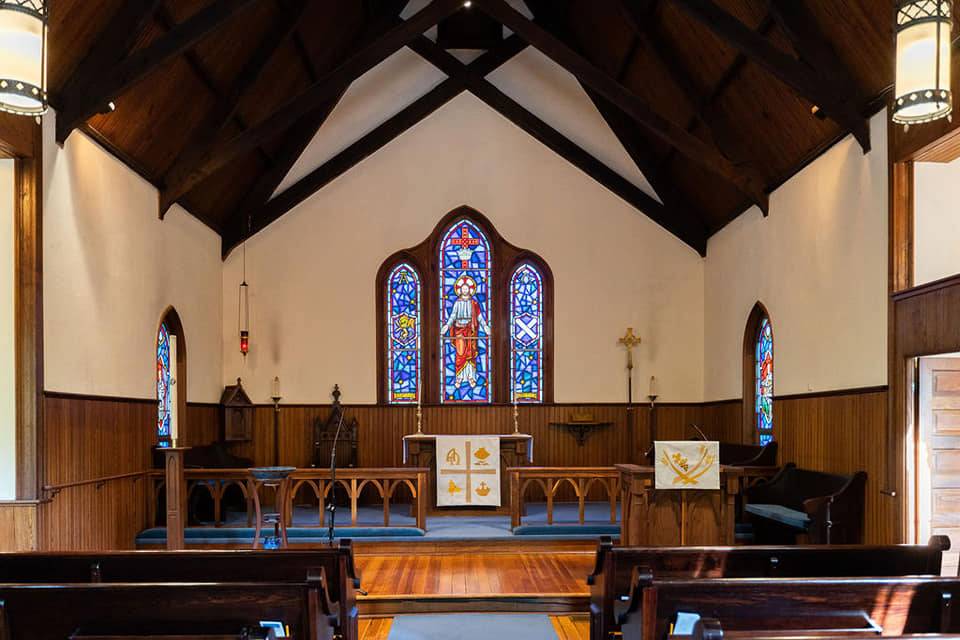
[915,157,960,285]
[703,111,889,400]
[43,112,223,402]
[0,159,15,499]
[223,92,705,404]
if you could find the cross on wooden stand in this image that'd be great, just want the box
[449,225,481,268]
[439,440,496,504]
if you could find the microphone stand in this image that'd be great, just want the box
[689,423,709,441]
[327,407,345,547]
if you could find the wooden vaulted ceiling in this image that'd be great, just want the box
[47,0,895,258]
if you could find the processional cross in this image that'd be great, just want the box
[618,328,641,404]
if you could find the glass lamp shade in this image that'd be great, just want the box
[894,0,953,125]
[0,1,47,116]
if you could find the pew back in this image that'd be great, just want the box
[0,581,331,640]
[620,576,960,640]
[0,548,359,640]
[589,537,951,640]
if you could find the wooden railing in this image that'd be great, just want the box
[508,466,620,530]
[42,471,149,498]
[150,467,429,532]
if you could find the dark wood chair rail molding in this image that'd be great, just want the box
[892,272,960,302]
[42,471,149,498]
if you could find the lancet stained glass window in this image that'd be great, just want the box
[755,317,773,445]
[510,264,543,403]
[439,220,491,403]
[387,263,421,404]
[157,323,172,447]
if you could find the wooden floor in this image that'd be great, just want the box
[355,552,594,596]
[358,615,590,639]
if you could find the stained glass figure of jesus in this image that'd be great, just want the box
[439,219,492,403]
[442,275,490,389]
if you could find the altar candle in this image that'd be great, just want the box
[649,375,657,397]
[272,376,281,399]
[417,378,422,405]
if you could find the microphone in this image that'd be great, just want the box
[327,403,345,547]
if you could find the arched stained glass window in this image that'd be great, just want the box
[157,323,172,447]
[439,219,492,403]
[510,264,543,403]
[386,263,422,404]
[755,317,773,444]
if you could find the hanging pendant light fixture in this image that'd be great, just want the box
[0,0,47,117]
[238,217,250,358]
[893,0,953,127]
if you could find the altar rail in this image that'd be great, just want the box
[149,467,428,532]
[508,466,620,529]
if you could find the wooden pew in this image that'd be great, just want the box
[0,546,359,640]
[743,463,867,544]
[588,535,951,640]
[618,575,960,640]
[0,580,338,640]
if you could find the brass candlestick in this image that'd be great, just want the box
[513,402,520,434]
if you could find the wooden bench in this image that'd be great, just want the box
[588,535,951,640]
[618,575,960,640]
[0,546,360,640]
[743,463,867,544]
[0,580,337,640]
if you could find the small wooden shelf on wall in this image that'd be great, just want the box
[548,421,613,446]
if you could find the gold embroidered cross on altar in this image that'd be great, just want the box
[439,440,496,504]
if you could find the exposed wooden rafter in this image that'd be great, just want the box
[222,35,528,257]
[224,29,709,257]
[668,0,871,153]
[525,0,711,250]
[158,0,311,217]
[53,0,164,111]
[56,0,264,143]
[768,0,869,129]
[472,0,769,214]
[162,0,463,208]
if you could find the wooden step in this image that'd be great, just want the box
[358,592,589,615]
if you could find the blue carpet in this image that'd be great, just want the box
[388,614,557,640]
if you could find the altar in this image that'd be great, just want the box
[403,434,533,513]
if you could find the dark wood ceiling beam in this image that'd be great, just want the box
[165,0,463,209]
[407,35,708,254]
[222,37,526,258]
[158,0,311,217]
[667,0,870,153]
[472,0,768,214]
[768,0,868,127]
[52,0,164,113]
[56,0,265,143]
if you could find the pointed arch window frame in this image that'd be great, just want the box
[156,307,187,447]
[742,302,773,445]
[376,206,554,405]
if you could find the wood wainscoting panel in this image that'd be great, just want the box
[39,393,155,550]
[0,502,37,551]
[772,389,891,544]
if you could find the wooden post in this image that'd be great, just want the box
[416,470,427,531]
[163,447,188,550]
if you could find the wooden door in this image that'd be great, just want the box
[919,358,960,575]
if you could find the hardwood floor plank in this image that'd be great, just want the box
[550,614,590,640]
[359,617,393,640]
[355,552,593,597]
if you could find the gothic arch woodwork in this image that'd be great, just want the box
[376,205,554,405]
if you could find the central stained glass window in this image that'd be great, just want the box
[439,219,491,403]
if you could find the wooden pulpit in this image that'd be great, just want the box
[616,464,776,546]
